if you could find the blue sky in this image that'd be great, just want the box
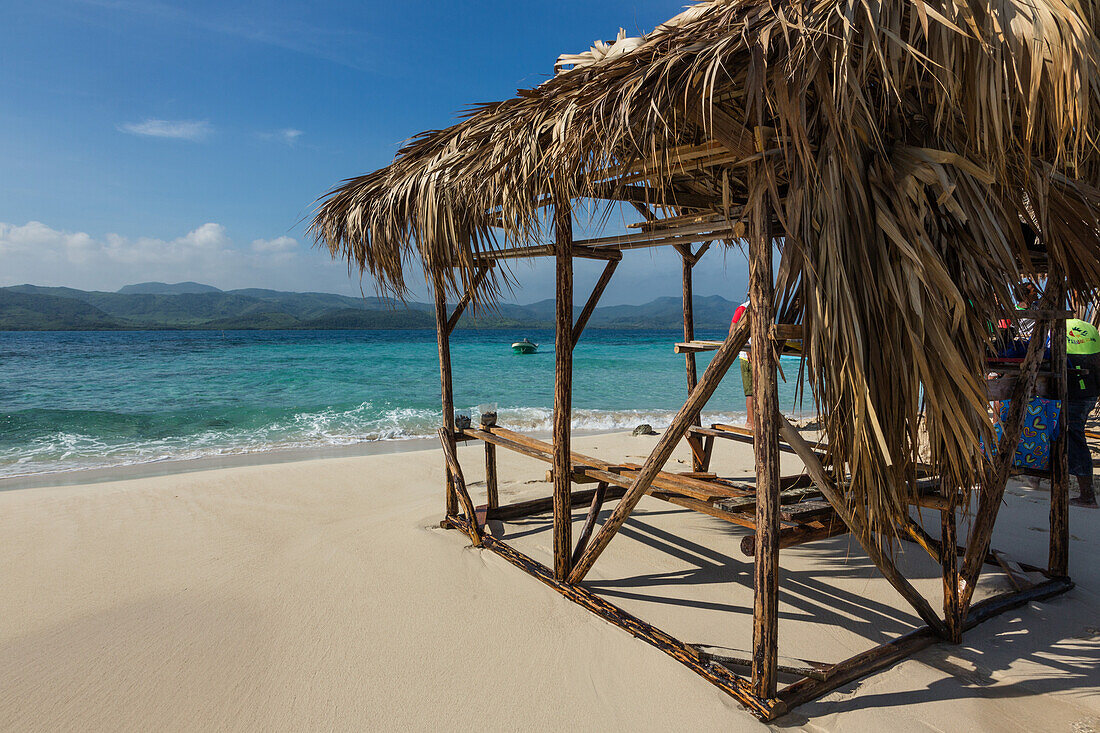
[0,0,750,303]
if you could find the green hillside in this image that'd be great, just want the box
[0,289,123,330]
[0,283,738,331]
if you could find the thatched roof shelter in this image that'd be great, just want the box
[313,0,1100,542]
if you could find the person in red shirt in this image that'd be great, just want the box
[731,298,753,429]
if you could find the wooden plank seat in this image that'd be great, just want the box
[461,424,850,543]
[689,422,827,458]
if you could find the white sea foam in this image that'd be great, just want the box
[0,402,775,479]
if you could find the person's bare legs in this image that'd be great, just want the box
[746,395,755,431]
[1071,473,1097,508]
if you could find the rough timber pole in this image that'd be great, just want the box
[681,248,699,396]
[1049,273,1069,576]
[553,192,575,581]
[749,199,780,698]
[941,505,961,643]
[433,270,458,518]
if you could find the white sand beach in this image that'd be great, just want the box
[1,432,1098,731]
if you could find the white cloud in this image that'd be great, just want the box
[0,221,320,291]
[259,128,304,145]
[251,235,298,253]
[118,118,213,141]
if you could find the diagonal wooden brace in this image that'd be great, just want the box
[437,427,482,546]
[572,258,620,345]
[567,315,751,584]
[444,265,491,334]
[776,416,949,637]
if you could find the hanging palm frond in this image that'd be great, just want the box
[310,0,1100,543]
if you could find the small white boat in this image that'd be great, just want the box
[511,338,538,354]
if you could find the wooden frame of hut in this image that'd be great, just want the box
[312,1,1100,720]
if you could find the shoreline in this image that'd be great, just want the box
[0,429,619,492]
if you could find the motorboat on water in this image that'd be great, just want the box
[511,338,538,354]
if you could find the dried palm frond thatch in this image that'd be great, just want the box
[311,0,1100,543]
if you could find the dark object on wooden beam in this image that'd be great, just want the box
[598,184,716,210]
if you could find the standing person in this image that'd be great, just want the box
[731,297,753,429]
[1014,280,1041,340]
[1066,319,1100,508]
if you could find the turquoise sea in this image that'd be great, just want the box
[1,329,811,478]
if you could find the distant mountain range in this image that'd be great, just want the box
[0,282,739,331]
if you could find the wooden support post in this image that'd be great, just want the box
[749,200,780,698]
[553,193,574,582]
[433,271,458,518]
[572,256,620,345]
[1050,275,1069,576]
[941,505,961,643]
[776,415,949,637]
[483,417,499,510]
[678,243,704,471]
[681,245,699,394]
[568,316,752,584]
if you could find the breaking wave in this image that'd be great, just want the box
[0,403,754,479]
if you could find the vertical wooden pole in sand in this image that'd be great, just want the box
[553,192,575,582]
[681,247,703,470]
[749,58,781,693]
[433,270,458,519]
[1049,273,1069,576]
[750,202,780,698]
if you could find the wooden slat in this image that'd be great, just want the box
[694,645,831,682]
[675,340,725,354]
[992,550,1034,592]
[482,485,627,522]
[740,520,848,556]
[779,500,833,521]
